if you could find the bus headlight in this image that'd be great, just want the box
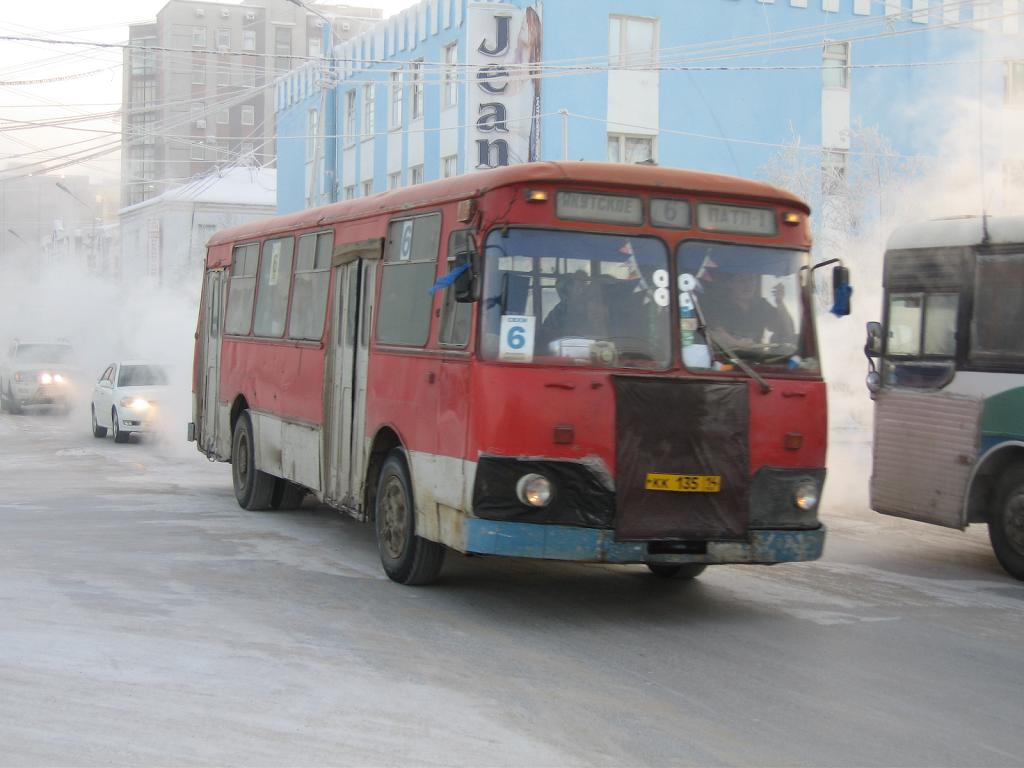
[516,474,553,507]
[793,480,819,511]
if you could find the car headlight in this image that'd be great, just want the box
[40,372,53,384]
[516,474,553,507]
[53,373,65,384]
[793,480,819,511]
[120,397,151,411]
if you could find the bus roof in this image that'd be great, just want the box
[886,215,1024,251]
[207,161,809,249]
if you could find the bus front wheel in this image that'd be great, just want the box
[375,450,445,586]
[646,563,707,580]
[232,410,275,510]
[989,466,1024,581]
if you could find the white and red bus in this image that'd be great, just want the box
[192,162,845,585]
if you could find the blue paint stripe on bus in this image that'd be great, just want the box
[463,520,825,564]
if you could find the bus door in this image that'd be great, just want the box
[326,239,381,508]
[198,269,225,456]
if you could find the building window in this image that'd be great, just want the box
[410,60,424,120]
[217,65,231,87]
[607,134,654,164]
[275,27,291,56]
[241,141,255,157]
[1008,60,1024,106]
[241,67,256,88]
[443,42,458,108]
[307,109,319,161]
[363,83,376,135]
[308,38,322,58]
[388,171,401,190]
[242,30,256,51]
[192,63,206,85]
[609,15,657,68]
[363,180,374,197]
[390,71,403,129]
[346,90,357,142]
[131,79,156,107]
[226,243,260,335]
[289,232,333,340]
[442,154,457,178]
[377,214,442,346]
[344,185,356,200]
[216,28,230,49]
[822,150,848,195]
[241,105,255,126]
[191,142,205,161]
[253,237,295,338]
[217,109,229,125]
[192,27,207,48]
[410,165,424,185]
[823,41,850,89]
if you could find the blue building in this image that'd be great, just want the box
[274,0,1023,216]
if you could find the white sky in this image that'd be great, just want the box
[0,0,419,183]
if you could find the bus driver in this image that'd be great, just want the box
[705,272,796,351]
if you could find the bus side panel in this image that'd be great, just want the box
[219,339,326,426]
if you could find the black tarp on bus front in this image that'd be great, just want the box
[613,376,749,541]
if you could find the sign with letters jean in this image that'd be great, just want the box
[466,2,542,170]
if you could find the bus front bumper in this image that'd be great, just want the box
[462,520,825,565]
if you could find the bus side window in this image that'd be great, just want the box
[439,229,473,348]
[289,231,333,341]
[377,213,441,347]
[253,236,294,338]
[225,243,259,335]
[208,273,220,339]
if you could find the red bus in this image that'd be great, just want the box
[191,162,844,585]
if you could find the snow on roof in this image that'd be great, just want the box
[119,167,277,215]
[886,215,1024,251]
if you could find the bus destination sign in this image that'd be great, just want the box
[556,191,643,225]
[697,203,777,236]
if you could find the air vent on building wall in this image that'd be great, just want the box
[245,12,255,21]
[221,9,230,17]
[315,19,325,28]
[195,119,207,128]
[341,22,351,31]
[195,8,205,16]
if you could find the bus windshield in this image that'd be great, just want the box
[15,344,75,364]
[481,228,672,369]
[677,242,816,370]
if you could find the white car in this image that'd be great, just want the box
[90,362,170,443]
[0,340,81,414]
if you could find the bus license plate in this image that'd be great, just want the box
[645,473,722,493]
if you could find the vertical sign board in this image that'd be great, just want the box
[466,2,543,171]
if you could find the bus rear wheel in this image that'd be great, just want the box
[375,450,444,585]
[232,410,275,510]
[646,563,707,580]
[988,466,1024,581]
[271,478,306,510]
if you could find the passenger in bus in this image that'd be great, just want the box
[705,272,795,350]
[538,271,610,351]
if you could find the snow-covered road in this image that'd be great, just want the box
[1,411,1022,766]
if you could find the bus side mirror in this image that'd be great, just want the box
[831,265,852,317]
[453,248,477,303]
[865,321,882,358]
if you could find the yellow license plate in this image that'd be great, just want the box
[645,473,722,493]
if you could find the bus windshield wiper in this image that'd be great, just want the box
[688,290,772,395]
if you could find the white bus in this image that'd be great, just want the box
[865,215,1024,580]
